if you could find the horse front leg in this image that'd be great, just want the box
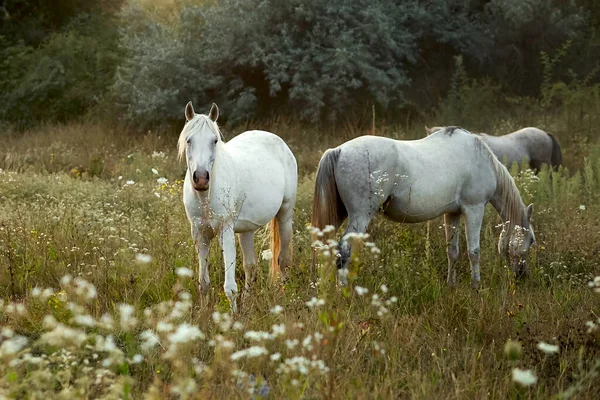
[462,205,485,290]
[192,224,211,297]
[220,226,238,312]
[444,213,461,287]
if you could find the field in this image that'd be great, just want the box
[1,120,600,399]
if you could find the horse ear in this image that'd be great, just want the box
[425,125,432,135]
[527,203,534,220]
[209,103,219,122]
[185,101,195,121]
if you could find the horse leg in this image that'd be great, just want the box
[192,225,211,296]
[238,231,257,293]
[219,226,238,312]
[444,213,461,287]
[462,204,485,290]
[339,213,373,285]
[275,200,294,281]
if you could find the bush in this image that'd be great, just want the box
[0,14,122,126]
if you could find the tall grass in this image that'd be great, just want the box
[0,116,599,398]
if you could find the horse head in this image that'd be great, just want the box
[179,101,222,192]
[498,203,535,277]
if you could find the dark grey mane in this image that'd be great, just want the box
[443,126,472,136]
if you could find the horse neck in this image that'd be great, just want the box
[209,141,233,189]
[490,165,528,231]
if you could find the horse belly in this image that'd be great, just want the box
[382,187,460,223]
[234,192,283,232]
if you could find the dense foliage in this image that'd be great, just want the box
[0,0,598,127]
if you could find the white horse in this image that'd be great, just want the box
[179,102,297,311]
[425,126,562,172]
[312,127,535,289]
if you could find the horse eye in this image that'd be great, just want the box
[213,138,218,145]
[186,138,191,145]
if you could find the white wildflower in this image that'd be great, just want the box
[537,342,559,354]
[157,177,168,185]
[355,286,369,296]
[302,335,313,350]
[261,249,273,261]
[131,354,143,364]
[125,180,135,186]
[60,274,73,286]
[244,331,272,341]
[233,321,244,331]
[512,368,537,386]
[140,330,160,353]
[135,253,152,264]
[157,321,174,332]
[170,323,205,344]
[0,335,28,358]
[152,168,159,175]
[40,324,87,348]
[271,324,286,337]
[579,205,586,210]
[230,346,269,361]
[305,297,325,308]
[176,267,194,278]
[73,315,96,327]
[118,303,137,331]
[270,305,284,314]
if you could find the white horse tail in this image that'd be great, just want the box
[269,218,281,280]
[311,148,347,232]
[547,133,563,170]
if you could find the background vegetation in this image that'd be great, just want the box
[1,0,600,398]
[1,0,599,128]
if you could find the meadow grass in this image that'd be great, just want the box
[0,120,599,399]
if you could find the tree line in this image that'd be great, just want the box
[0,0,598,129]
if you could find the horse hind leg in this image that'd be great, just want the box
[462,204,485,290]
[274,198,294,282]
[238,231,257,295]
[338,213,374,284]
[444,213,461,287]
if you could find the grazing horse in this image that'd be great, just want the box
[180,102,297,311]
[425,126,562,172]
[312,127,535,289]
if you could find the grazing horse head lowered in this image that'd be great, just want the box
[312,127,534,289]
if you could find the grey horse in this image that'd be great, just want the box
[312,127,535,289]
[426,126,562,172]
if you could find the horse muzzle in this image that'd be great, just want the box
[192,170,210,191]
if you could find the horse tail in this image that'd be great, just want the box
[547,133,563,170]
[269,218,281,280]
[311,148,347,232]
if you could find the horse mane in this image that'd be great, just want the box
[489,146,528,233]
[442,126,463,136]
[177,115,224,161]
